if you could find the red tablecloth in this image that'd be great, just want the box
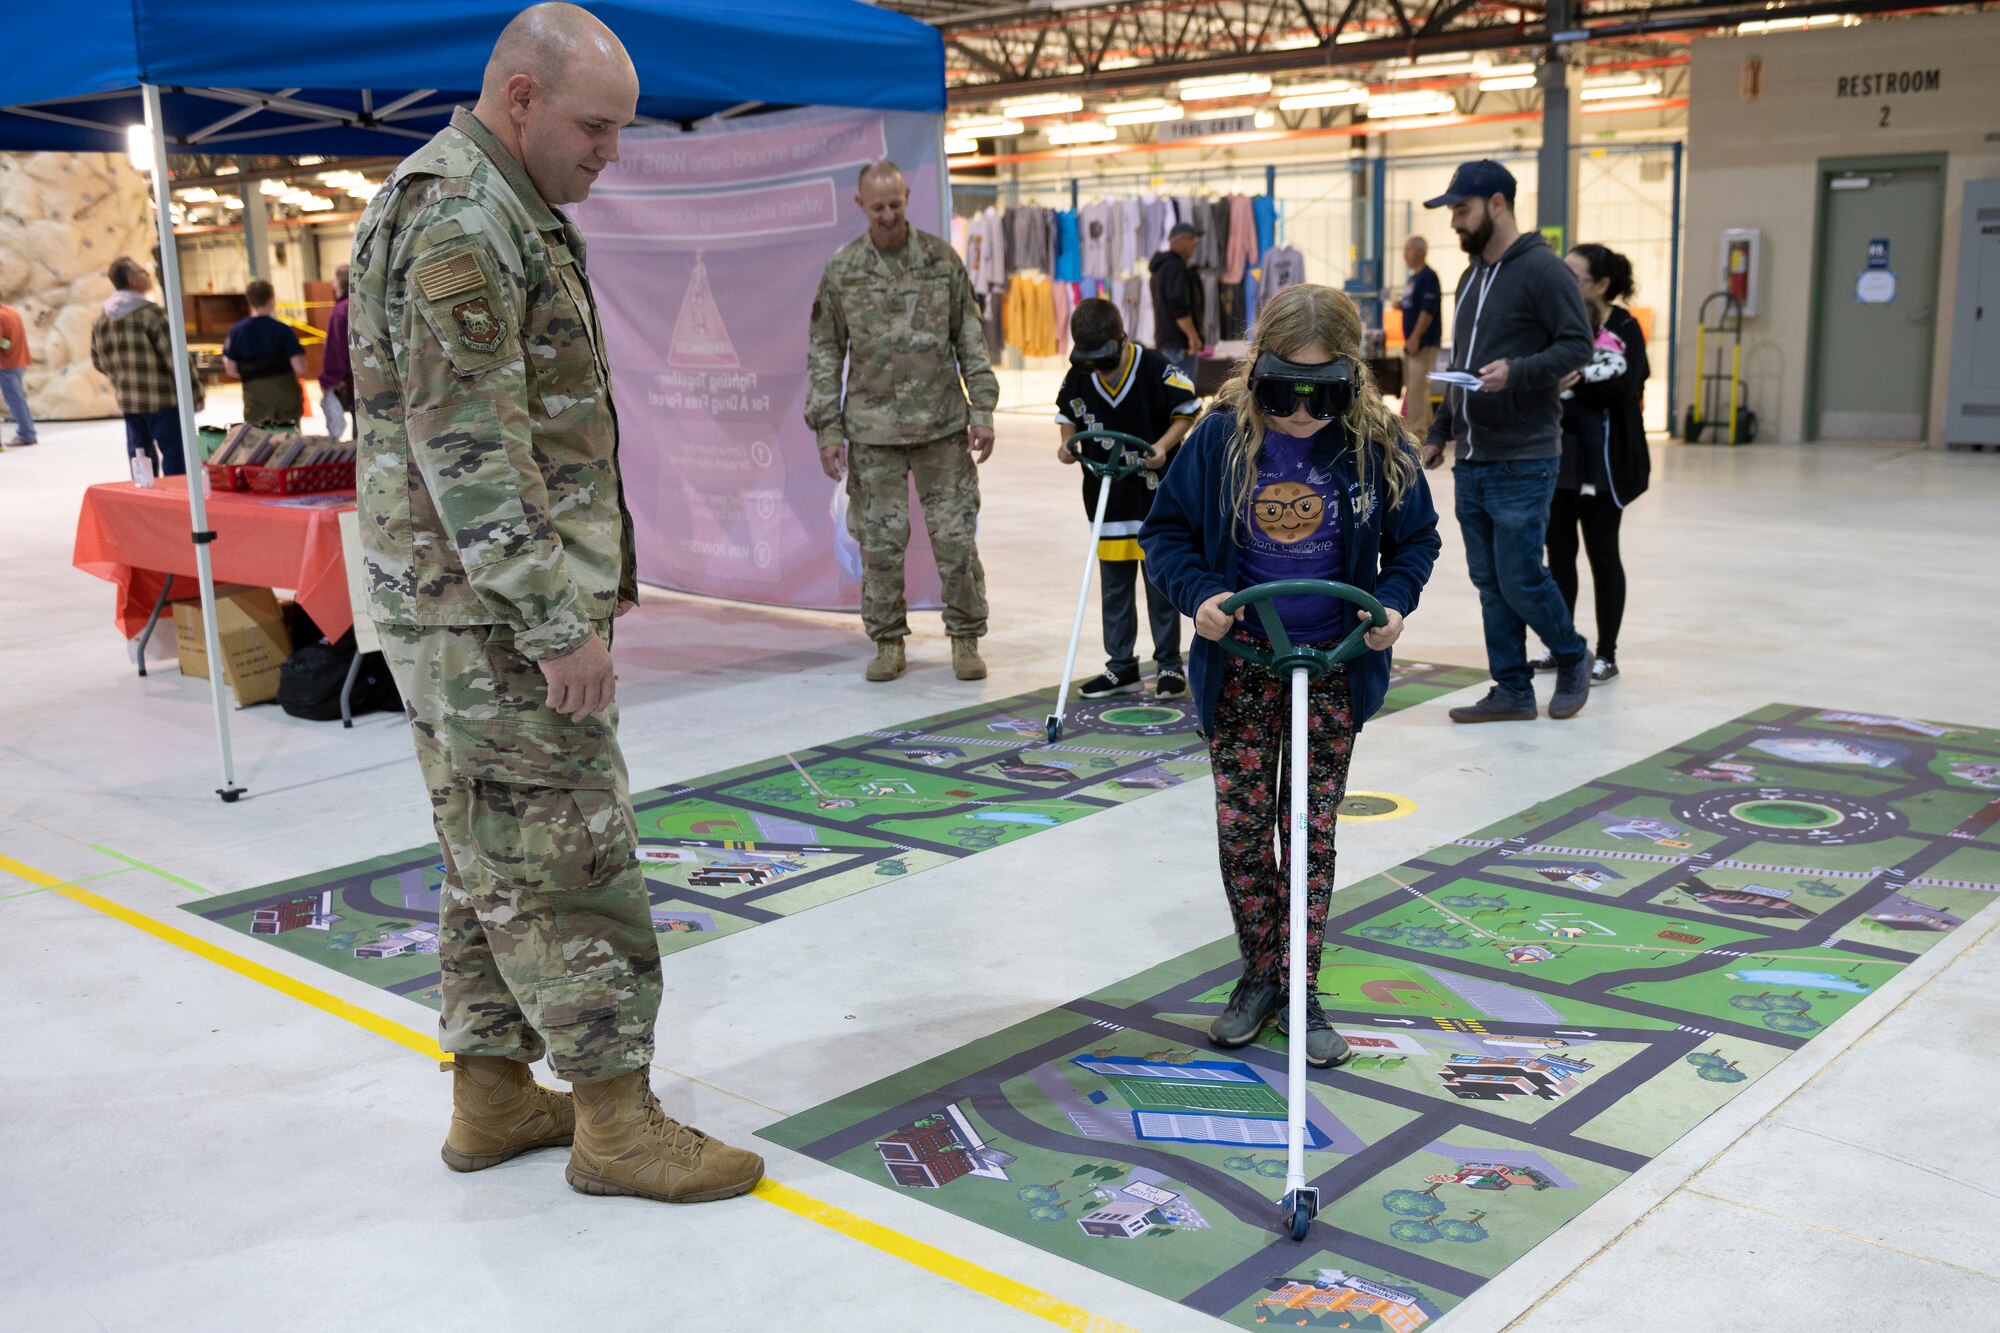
[73,478,355,642]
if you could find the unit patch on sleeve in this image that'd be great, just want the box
[451,297,504,352]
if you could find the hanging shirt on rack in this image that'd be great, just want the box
[1199,270,1222,347]
[1263,245,1307,295]
[951,214,970,259]
[1055,210,1082,282]
[1253,195,1276,254]
[1223,193,1260,284]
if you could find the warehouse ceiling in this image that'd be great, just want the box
[876,0,1958,105]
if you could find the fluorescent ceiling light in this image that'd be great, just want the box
[1099,57,1142,71]
[1099,98,1167,113]
[951,118,1026,138]
[1002,94,1084,117]
[1581,79,1663,101]
[126,124,152,173]
[1484,63,1535,78]
[1280,88,1368,110]
[1044,122,1117,145]
[943,136,979,155]
[259,179,287,196]
[221,196,243,208]
[1479,75,1538,92]
[1105,105,1185,126]
[1274,34,1321,50]
[1254,111,1276,128]
[1366,91,1456,117]
[1385,58,1478,80]
[1335,31,1371,43]
[1178,74,1271,100]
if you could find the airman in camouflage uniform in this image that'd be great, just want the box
[807,161,999,682]
[352,1,761,1205]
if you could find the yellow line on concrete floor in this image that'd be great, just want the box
[1,851,1138,1333]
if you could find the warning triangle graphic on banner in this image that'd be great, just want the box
[668,253,739,368]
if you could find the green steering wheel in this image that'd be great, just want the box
[1216,579,1389,679]
[1066,428,1157,481]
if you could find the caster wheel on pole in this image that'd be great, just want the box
[1045,716,1063,744]
[1286,1194,1315,1241]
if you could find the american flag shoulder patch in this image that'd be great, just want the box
[412,251,485,302]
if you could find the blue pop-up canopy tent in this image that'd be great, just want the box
[0,0,945,801]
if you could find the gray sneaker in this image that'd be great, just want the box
[1278,997,1352,1069]
[1449,687,1538,724]
[1550,656,1591,719]
[1209,976,1282,1048]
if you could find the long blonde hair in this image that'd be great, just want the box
[1204,284,1418,535]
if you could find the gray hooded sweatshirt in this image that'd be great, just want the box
[1425,230,1593,461]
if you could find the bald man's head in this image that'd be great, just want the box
[855,160,911,250]
[474,3,638,205]
[1404,234,1428,270]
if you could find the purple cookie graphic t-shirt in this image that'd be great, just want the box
[1237,429,1347,644]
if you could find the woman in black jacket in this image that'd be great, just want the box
[1535,244,1650,683]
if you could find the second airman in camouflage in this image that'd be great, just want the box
[806,161,1000,683]
[351,1,762,1206]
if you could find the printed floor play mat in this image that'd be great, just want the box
[759,704,2000,1329]
[184,661,1488,1009]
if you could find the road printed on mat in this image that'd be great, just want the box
[0,851,1140,1333]
[184,660,1484,1009]
[759,705,2000,1329]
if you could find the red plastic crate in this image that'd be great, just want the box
[203,462,249,492]
[239,461,358,494]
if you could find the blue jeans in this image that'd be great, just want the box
[125,408,187,477]
[0,367,35,442]
[1454,458,1585,696]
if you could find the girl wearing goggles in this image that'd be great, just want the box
[1139,284,1442,1063]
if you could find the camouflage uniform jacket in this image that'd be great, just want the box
[805,228,999,449]
[351,107,636,661]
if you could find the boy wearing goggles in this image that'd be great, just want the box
[1055,299,1202,698]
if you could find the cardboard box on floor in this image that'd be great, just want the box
[172,585,293,707]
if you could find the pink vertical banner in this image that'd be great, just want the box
[573,107,949,610]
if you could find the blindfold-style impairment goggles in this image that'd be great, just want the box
[1069,338,1125,373]
[1247,352,1357,421]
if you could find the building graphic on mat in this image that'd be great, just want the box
[1436,1052,1592,1102]
[354,927,439,959]
[251,889,336,935]
[1430,1162,1559,1192]
[1689,883,1814,920]
[1078,1168,1211,1238]
[873,1104,1015,1189]
[1595,815,1686,841]
[1256,1269,1440,1330]
[1070,1055,1331,1148]
[688,862,777,888]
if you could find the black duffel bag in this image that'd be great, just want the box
[278,631,402,723]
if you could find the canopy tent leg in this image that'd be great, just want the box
[143,82,245,803]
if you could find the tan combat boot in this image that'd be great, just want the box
[441,1055,575,1172]
[567,1070,765,1204]
[951,637,987,681]
[865,639,906,682]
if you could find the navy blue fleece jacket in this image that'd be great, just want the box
[1139,409,1442,737]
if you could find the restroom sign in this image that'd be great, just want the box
[1856,238,1897,304]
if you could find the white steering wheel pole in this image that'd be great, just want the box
[1285,663,1310,1204]
[1048,469,1115,742]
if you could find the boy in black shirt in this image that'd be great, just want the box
[1055,299,1200,698]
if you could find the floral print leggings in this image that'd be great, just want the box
[1210,640,1355,986]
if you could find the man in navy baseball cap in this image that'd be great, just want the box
[1417,155,1596,726]
[1424,158,1517,210]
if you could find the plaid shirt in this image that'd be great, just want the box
[90,301,188,415]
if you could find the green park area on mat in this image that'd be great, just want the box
[183,660,1487,1007]
[759,705,2000,1329]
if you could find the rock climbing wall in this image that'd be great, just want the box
[0,153,156,421]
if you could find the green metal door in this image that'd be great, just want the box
[1810,161,1943,442]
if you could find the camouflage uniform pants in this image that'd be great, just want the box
[846,435,988,642]
[377,620,661,1082]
